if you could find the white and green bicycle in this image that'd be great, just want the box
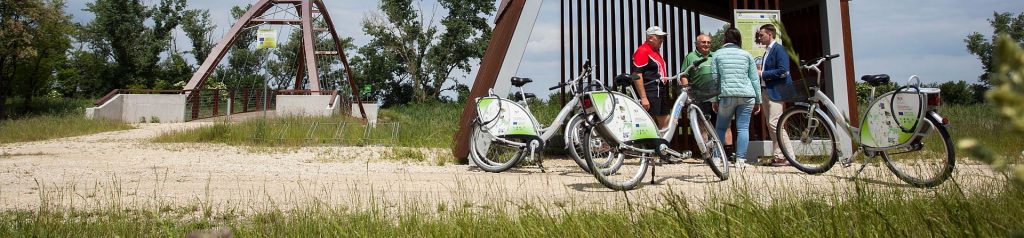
[469,60,623,173]
[776,54,955,188]
[578,57,729,191]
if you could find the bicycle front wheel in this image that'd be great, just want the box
[582,127,648,191]
[882,116,955,188]
[690,107,728,180]
[469,121,527,173]
[568,115,623,175]
[777,106,839,174]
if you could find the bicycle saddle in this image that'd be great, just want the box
[513,92,536,101]
[511,77,533,87]
[613,74,636,88]
[860,74,891,86]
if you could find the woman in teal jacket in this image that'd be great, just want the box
[710,27,762,167]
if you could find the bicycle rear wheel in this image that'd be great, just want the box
[690,107,728,180]
[469,121,527,173]
[777,106,839,174]
[582,127,648,191]
[882,116,955,188]
[568,115,623,175]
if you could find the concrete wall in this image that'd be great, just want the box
[121,94,187,123]
[86,94,186,123]
[351,103,379,125]
[85,94,124,121]
[276,95,336,117]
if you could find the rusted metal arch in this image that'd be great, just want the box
[182,0,366,119]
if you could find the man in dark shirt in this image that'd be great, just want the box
[632,26,670,129]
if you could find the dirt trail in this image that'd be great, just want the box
[0,123,1001,212]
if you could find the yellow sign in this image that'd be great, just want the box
[734,9,780,63]
[256,29,278,49]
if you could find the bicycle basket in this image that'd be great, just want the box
[774,77,818,103]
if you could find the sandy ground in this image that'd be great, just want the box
[0,123,1004,213]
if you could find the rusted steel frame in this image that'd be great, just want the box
[248,19,301,25]
[300,0,322,93]
[275,89,337,95]
[575,0,582,90]
[584,0,592,86]
[560,0,566,105]
[841,0,858,124]
[610,0,617,77]
[668,2,677,77]
[644,0,652,29]
[600,0,608,86]
[688,10,696,52]
[618,0,626,75]
[313,0,366,120]
[453,0,526,163]
[184,0,274,92]
[622,0,630,72]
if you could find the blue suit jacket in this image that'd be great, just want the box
[762,42,793,101]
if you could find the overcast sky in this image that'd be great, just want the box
[62,0,1024,97]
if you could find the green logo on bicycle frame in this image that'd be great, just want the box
[477,97,538,137]
[590,92,659,141]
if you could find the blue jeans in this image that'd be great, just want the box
[715,97,755,161]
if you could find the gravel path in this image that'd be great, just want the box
[0,123,1001,213]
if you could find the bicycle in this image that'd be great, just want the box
[775,54,955,188]
[469,60,624,173]
[579,57,729,190]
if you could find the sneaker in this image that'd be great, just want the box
[733,160,750,169]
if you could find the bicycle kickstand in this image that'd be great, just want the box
[529,141,545,173]
[651,155,667,185]
[852,154,878,180]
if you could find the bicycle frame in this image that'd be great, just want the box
[795,57,943,156]
[476,64,594,148]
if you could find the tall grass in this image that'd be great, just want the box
[3,181,1022,237]
[153,101,567,149]
[0,97,133,144]
[941,104,1024,158]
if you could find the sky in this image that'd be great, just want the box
[61,0,1024,98]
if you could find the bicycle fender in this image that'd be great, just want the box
[927,111,949,129]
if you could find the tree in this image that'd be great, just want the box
[181,9,215,64]
[0,0,73,119]
[80,0,187,90]
[938,80,977,105]
[964,12,1024,87]
[360,0,494,103]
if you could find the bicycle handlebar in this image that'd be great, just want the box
[550,59,594,91]
[661,57,709,80]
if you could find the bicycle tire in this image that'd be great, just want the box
[582,126,648,191]
[469,121,527,173]
[882,116,955,188]
[690,107,728,180]
[567,115,623,175]
[777,106,839,174]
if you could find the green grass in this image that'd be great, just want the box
[941,104,1024,158]
[0,98,133,144]
[152,101,565,149]
[2,181,1022,237]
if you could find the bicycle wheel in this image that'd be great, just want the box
[777,106,839,174]
[690,107,728,180]
[469,121,527,173]
[882,116,955,188]
[582,127,649,191]
[567,115,623,174]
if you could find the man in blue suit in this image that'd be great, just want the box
[757,24,791,166]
